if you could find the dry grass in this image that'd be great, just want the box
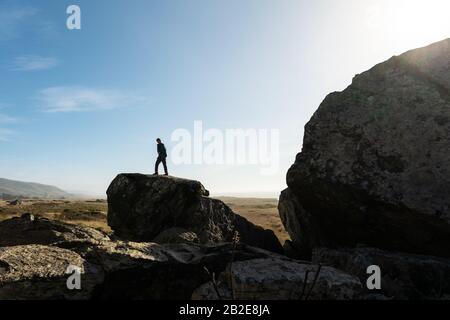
[0,199,111,233]
[0,197,289,243]
[217,197,290,243]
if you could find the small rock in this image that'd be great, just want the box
[153,228,200,244]
[21,213,35,221]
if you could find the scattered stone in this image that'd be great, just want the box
[7,199,22,206]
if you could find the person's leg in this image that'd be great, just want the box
[154,158,161,174]
[162,158,168,175]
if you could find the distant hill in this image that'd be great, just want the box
[0,178,71,199]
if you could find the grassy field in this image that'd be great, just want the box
[0,197,290,243]
[0,199,111,233]
[217,197,290,243]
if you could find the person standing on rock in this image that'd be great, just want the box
[154,138,169,176]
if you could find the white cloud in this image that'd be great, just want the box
[14,55,59,71]
[0,114,17,124]
[37,86,150,113]
[0,113,16,142]
[0,128,13,142]
[0,6,38,40]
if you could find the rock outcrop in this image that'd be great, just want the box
[279,39,450,258]
[0,215,361,300]
[0,213,110,247]
[107,174,283,253]
[313,247,450,300]
[0,245,103,300]
[192,258,361,300]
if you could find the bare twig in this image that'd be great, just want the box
[305,264,322,301]
[204,267,223,300]
[298,269,311,300]
[228,231,240,300]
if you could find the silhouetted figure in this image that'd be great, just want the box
[154,138,168,175]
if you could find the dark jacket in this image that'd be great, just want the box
[157,143,167,158]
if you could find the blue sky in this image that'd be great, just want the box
[0,0,449,197]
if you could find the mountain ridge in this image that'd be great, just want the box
[0,177,71,199]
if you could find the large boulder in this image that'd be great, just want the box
[313,247,450,300]
[107,174,283,253]
[280,39,450,257]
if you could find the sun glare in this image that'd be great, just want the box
[367,0,450,53]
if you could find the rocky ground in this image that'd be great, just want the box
[0,214,361,300]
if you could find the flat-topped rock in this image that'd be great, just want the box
[107,174,283,253]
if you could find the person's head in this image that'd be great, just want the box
[156,138,162,144]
